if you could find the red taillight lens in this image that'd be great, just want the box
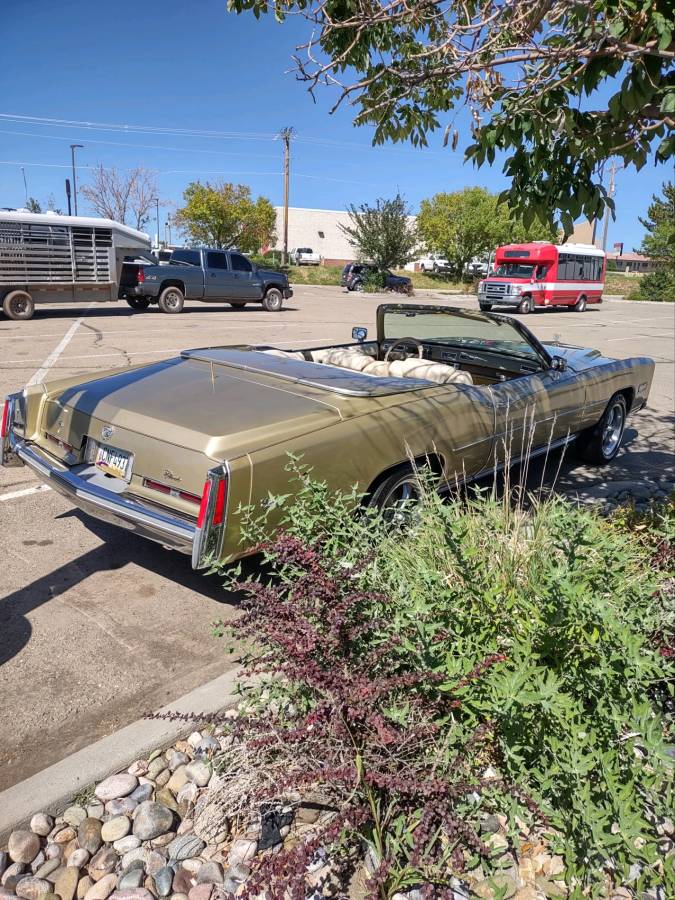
[143,478,201,506]
[137,266,145,284]
[212,478,227,525]
[1,400,9,438]
[197,480,211,529]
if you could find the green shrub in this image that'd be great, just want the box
[629,269,675,302]
[362,270,388,293]
[227,467,674,895]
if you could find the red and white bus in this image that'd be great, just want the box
[477,242,606,314]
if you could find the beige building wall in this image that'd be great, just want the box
[273,207,356,265]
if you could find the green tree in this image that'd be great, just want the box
[25,197,42,213]
[228,0,674,234]
[340,194,417,271]
[637,181,675,269]
[174,181,276,252]
[417,188,557,277]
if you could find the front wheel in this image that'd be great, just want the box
[518,295,534,314]
[479,302,492,311]
[3,290,35,320]
[262,288,283,312]
[126,296,151,311]
[575,393,627,464]
[573,294,587,312]
[368,468,423,526]
[158,286,184,314]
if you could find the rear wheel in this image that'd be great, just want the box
[126,296,150,311]
[368,467,423,526]
[573,294,587,312]
[518,294,534,314]
[575,393,627,464]
[3,290,34,320]
[262,288,283,312]
[158,286,184,314]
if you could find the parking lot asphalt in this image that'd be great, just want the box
[1,286,674,791]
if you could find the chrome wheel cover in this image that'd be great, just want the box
[602,402,625,457]
[379,475,422,525]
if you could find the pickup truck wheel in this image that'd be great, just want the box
[228,302,247,309]
[158,286,184,314]
[575,393,627,464]
[262,288,283,312]
[3,290,34,320]
[368,468,422,526]
[126,297,151,311]
[518,295,534,314]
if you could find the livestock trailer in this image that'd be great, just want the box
[0,211,151,320]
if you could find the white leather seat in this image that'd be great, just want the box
[388,357,473,385]
[317,348,373,372]
[361,360,392,377]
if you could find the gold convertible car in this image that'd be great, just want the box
[2,305,654,568]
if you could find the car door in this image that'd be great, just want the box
[229,253,262,299]
[204,251,240,300]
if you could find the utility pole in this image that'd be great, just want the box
[601,160,619,252]
[278,127,294,265]
[70,144,83,215]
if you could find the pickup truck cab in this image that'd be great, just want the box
[120,247,293,313]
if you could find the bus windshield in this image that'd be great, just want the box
[492,262,535,278]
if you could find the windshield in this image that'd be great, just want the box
[492,262,535,278]
[382,307,544,363]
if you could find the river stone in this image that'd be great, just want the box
[167,768,189,795]
[95,776,138,803]
[184,763,210,789]
[166,752,189,773]
[78,820,103,856]
[101,818,130,843]
[0,891,17,900]
[53,866,79,900]
[117,872,143,891]
[193,737,219,758]
[175,785,198,810]
[154,790,178,814]
[109,890,155,900]
[53,828,76,845]
[30,815,54,838]
[106,799,137,817]
[34,859,61,881]
[77,876,93,899]
[149,833,175,850]
[144,853,167,878]
[15,878,51,900]
[195,864,222,886]
[0,853,10,878]
[132,803,174,842]
[63,807,87,828]
[2,862,26,890]
[187,885,211,900]
[87,849,117,882]
[227,840,257,868]
[128,761,148,778]
[152,868,173,898]
[120,849,150,873]
[171,870,194,895]
[67,851,90,869]
[112,838,140,855]
[83,874,117,900]
[130,785,153,804]
[86,803,105,821]
[9,833,41,865]
[62,841,79,863]
[146,759,167,780]
[167,837,204,863]
[30,853,46,875]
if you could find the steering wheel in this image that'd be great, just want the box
[384,337,425,362]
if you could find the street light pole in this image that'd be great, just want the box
[20,167,28,206]
[70,144,83,215]
[156,197,160,247]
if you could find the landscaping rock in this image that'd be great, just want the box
[171,869,194,895]
[116,872,144,891]
[34,860,61,881]
[195,864,222,886]
[52,828,76,846]
[86,803,105,821]
[100,818,130,844]
[77,876,94,899]
[109,891,154,900]
[152,868,173,898]
[227,840,257,868]
[154,790,178,814]
[129,785,153,804]
[167,837,204,864]
[95,776,138,802]
[111,838,140,855]
[53,867,79,900]
[87,849,118,882]
[187,886,211,900]
[2,862,26,891]
[30,816,53,838]
[9,833,41,866]
[166,769,188,795]
[184,763,210,788]
[78,820,103,856]
[67,851,90,870]
[105,800,137,817]
[82,874,117,900]
[30,853,46,875]
[15,878,51,900]
[63,807,88,828]
[0,853,7,879]
[133,803,174,842]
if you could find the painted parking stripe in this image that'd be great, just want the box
[26,304,95,386]
[0,484,51,502]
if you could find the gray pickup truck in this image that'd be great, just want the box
[119,247,293,313]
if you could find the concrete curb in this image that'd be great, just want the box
[0,667,242,845]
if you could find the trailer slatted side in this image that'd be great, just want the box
[0,222,113,284]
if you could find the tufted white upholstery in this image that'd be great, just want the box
[361,360,392,377]
[388,357,473,385]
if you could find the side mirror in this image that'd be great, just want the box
[352,326,368,343]
[551,355,567,372]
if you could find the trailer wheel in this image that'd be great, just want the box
[126,297,151,311]
[158,286,184,314]
[262,288,283,312]
[3,290,35,320]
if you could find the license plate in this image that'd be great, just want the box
[91,442,132,480]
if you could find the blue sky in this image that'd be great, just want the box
[0,0,667,250]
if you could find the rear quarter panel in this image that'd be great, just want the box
[573,354,654,429]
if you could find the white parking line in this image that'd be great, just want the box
[0,484,51,502]
[26,305,95,386]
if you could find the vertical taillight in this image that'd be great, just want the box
[197,480,211,529]
[212,479,226,525]
[1,399,10,438]
[137,266,145,284]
